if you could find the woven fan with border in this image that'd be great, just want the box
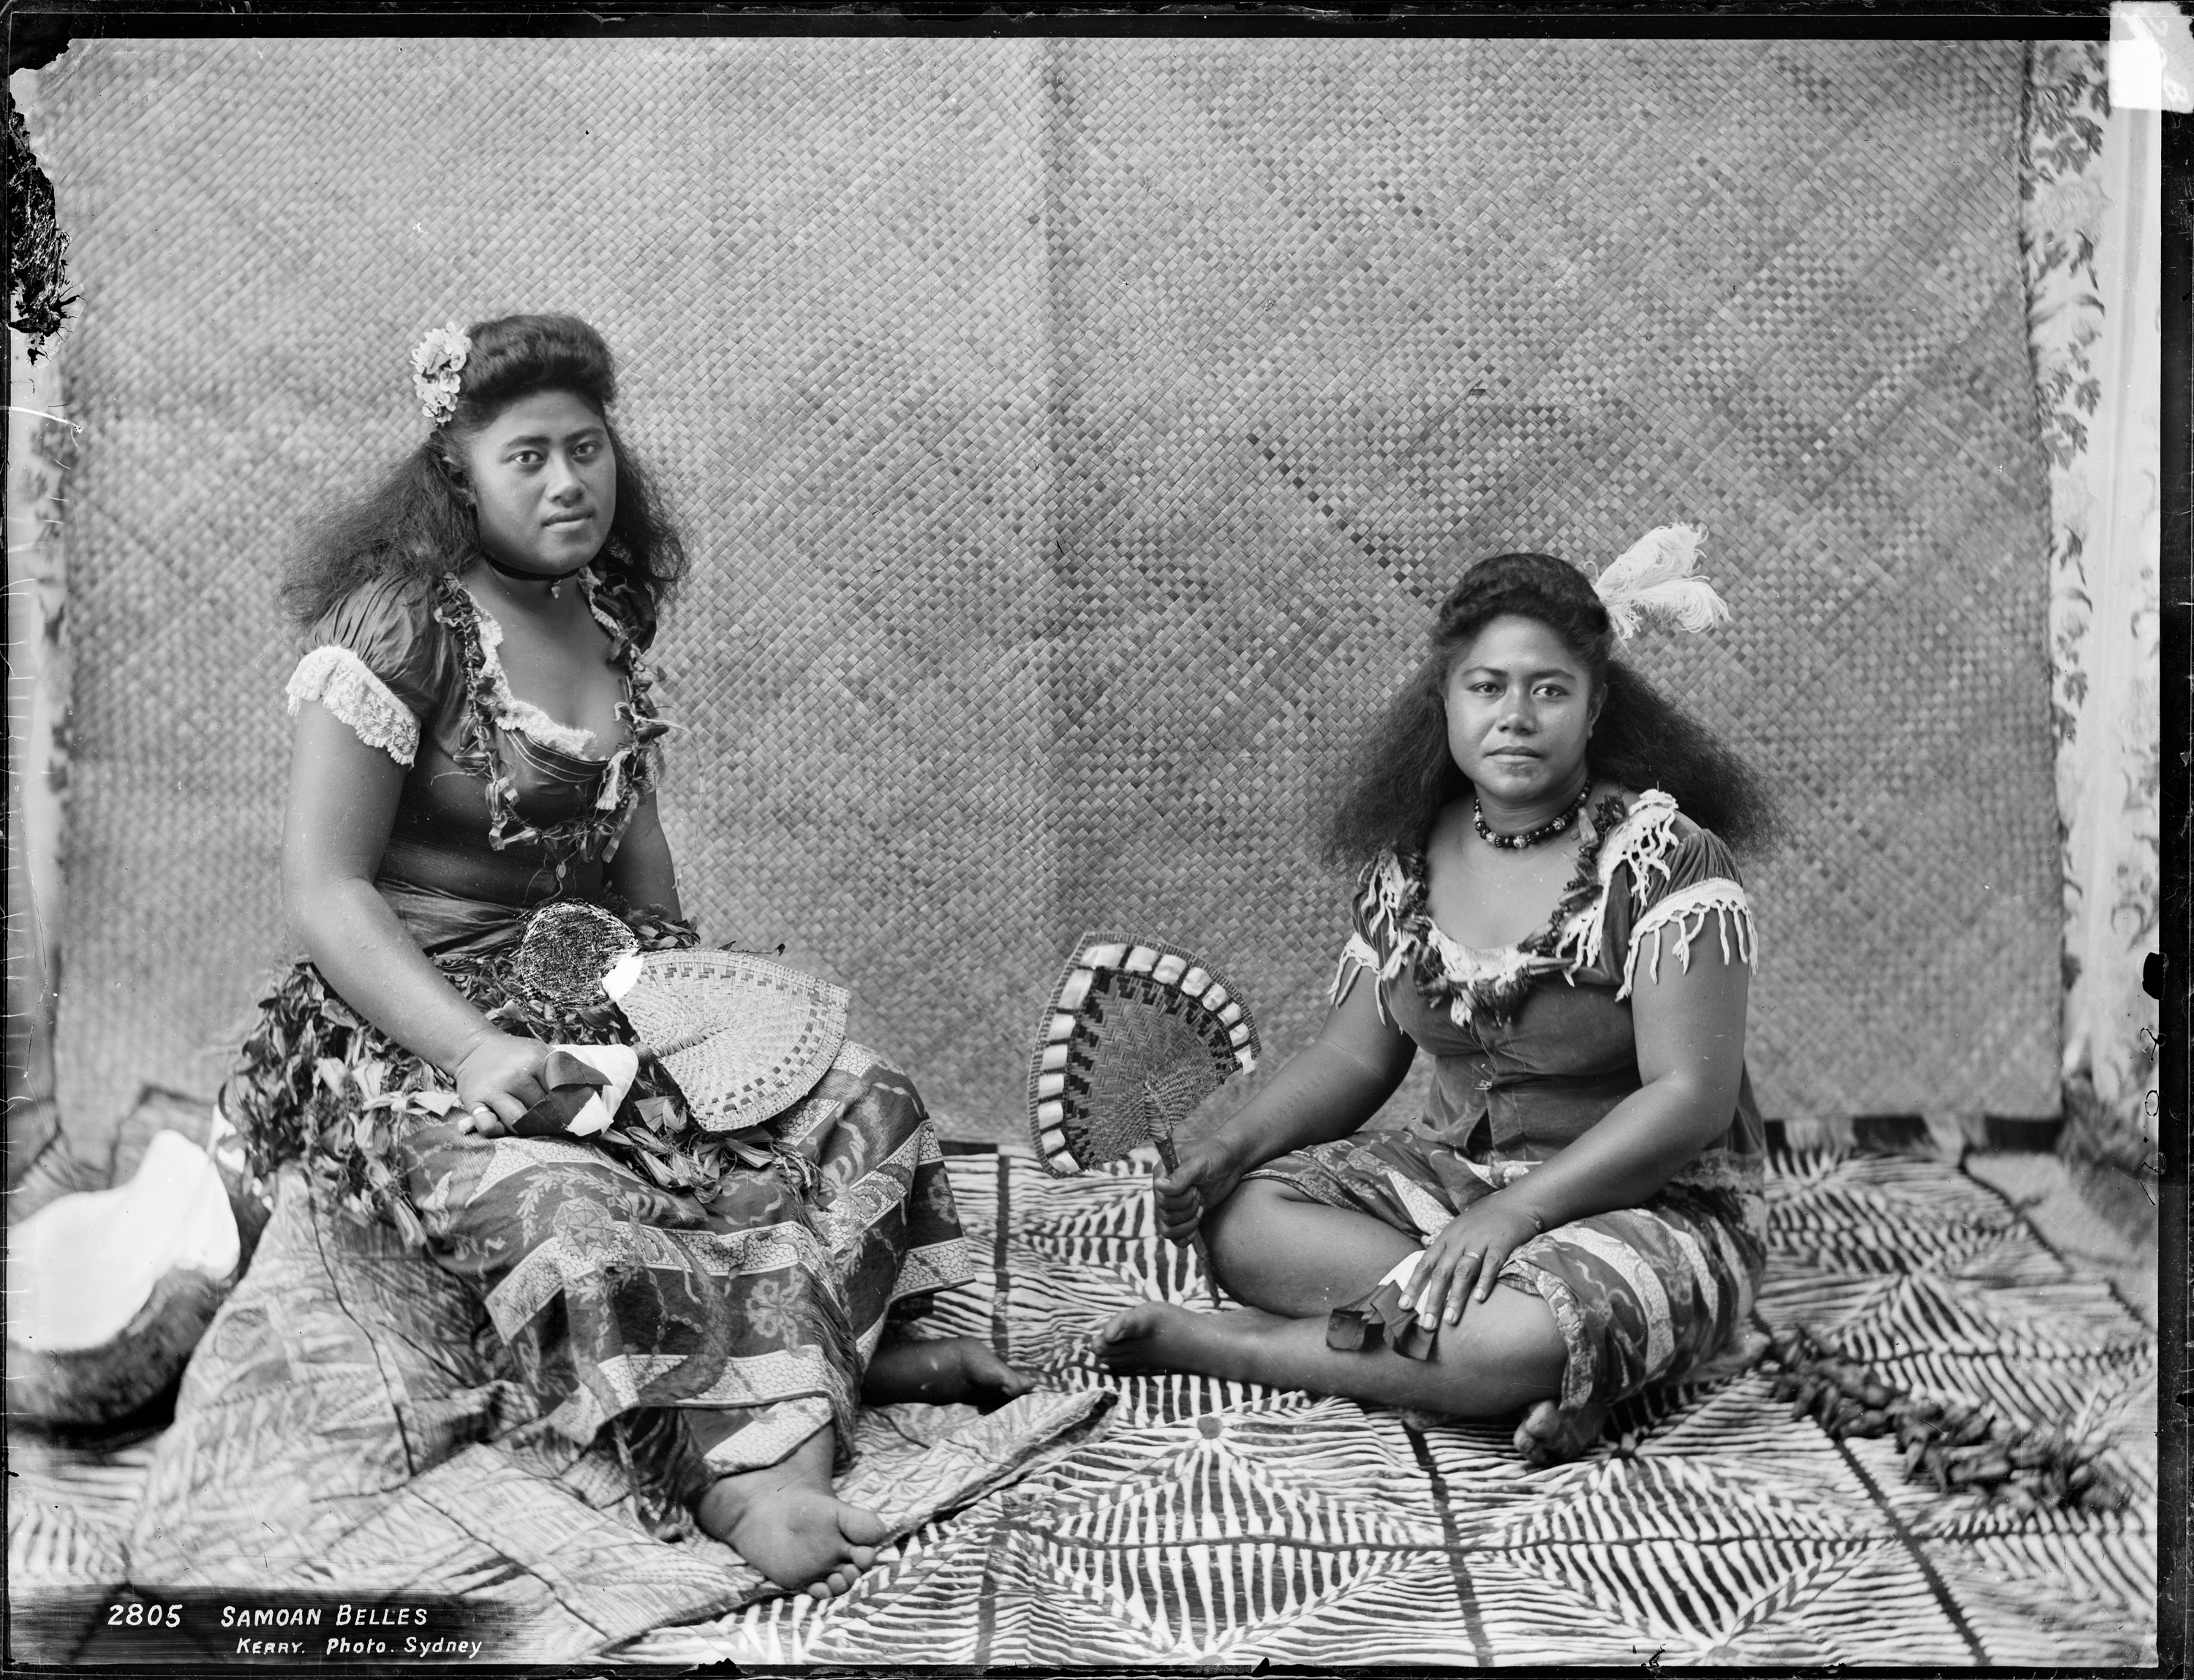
[494,906,853,1175]
[1028,935,1261,1307]
[617,950,851,1142]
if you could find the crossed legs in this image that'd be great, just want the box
[1097,1180,1602,1459]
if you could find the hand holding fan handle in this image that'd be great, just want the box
[1028,934,1262,1316]
[1150,1132,1225,1311]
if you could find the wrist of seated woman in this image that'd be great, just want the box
[443,1018,509,1077]
[1207,1126,1267,1175]
[445,1025,491,1068]
[1493,1188,1551,1237]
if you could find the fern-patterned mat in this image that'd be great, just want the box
[4,1149,2154,1665]
[625,1148,2155,1667]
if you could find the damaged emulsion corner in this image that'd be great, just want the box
[7,32,77,358]
[2111,0,2194,111]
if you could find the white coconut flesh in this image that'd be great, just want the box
[8,1129,240,1355]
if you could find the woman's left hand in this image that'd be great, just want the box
[1395,1195,1545,1330]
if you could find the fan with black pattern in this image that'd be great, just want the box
[1028,935,1261,1306]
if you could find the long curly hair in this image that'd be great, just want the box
[281,314,686,637]
[1322,551,1779,867]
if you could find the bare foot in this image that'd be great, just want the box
[862,1336,1036,1411]
[1092,1300,1290,1382]
[696,1441,890,1601]
[1514,1398,1611,1467]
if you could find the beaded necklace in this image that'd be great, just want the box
[1390,794,1632,1024]
[1473,780,1591,850]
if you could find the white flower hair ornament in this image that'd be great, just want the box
[410,322,471,426]
[1591,523,1732,639]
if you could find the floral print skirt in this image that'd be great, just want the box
[1248,1129,1766,1413]
[222,914,976,1505]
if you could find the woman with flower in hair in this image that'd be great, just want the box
[225,313,1027,1597]
[1098,538,1776,1462]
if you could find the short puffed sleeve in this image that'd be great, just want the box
[1602,820,1757,1000]
[283,574,452,767]
[1329,850,1414,1010]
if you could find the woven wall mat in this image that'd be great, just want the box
[32,39,2056,1142]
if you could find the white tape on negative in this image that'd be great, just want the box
[601,951,645,1001]
[2111,2,2193,111]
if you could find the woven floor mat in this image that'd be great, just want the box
[5,1387,1106,1665]
[623,1149,2156,1667]
[5,1432,156,1597]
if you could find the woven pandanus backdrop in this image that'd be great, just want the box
[33,39,2056,1142]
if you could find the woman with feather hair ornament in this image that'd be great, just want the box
[1096,531,1781,1464]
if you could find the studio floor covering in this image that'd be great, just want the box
[8,1148,2157,1667]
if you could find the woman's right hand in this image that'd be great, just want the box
[1154,1134,1253,1246]
[453,1031,551,1138]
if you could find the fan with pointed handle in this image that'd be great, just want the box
[1028,935,1261,1307]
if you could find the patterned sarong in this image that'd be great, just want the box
[394,1041,975,1493]
[225,913,976,1506]
[1250,1129,1765,1411]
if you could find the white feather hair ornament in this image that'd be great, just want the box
[1591,524,1731,639]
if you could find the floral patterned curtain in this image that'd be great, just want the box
[2022,43,2163,1169]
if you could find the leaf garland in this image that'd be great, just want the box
[429,569,671,883]
[1381,794,1629,1025]
[1763,1322,2127,1513]
[225,899,789,1243]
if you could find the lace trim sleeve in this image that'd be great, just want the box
[286,645,421,766]
[1328,853,1414,1021]
[1616,878,1758,1001]
[1550,789,1681,971]
[1329,930,1386,1012]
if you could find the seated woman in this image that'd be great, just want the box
[225,313,1028,1598]
[1098,540,1775,1462]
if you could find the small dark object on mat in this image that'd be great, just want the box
[514,1050,614,1137]
[1850,1113,1931,1154]
[1982,1115,2065,1151]
[1325,1278,1437,1360]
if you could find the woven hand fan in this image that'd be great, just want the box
[614,950,849,1137]
[1028,935,1261,1306]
